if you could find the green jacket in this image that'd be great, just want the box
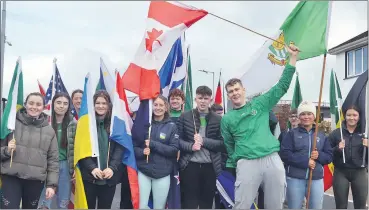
[67,115,77,175]
[221,64,296,168]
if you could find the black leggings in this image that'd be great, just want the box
[333,167,368,209]
[83,181,116,209]
[120,166,133,209]
[0,175,45,209]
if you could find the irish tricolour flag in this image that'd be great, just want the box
[0,57,24,139]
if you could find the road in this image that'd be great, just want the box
[50,184,357,209]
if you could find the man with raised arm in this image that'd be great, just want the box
[221,44,299,209]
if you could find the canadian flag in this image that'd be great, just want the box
[122,1,208,100]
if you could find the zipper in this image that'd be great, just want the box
[305,131,312,179]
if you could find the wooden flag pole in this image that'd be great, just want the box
[107,141,111,167]
[146,126,151,163]
[10,131,15,168]
[306,54,327,209]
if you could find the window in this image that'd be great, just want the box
[346,46,368,78]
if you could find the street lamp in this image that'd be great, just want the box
[198,69,215,94]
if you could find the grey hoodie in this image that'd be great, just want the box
[1,108,59,188]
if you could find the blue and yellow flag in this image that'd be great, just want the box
[74,73,100,209]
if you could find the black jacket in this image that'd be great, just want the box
[134,118,179,179]
[328,122,368,169]
[177,109,226,176]
[79,140,124,186]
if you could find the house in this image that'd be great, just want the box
[328,31,368,100]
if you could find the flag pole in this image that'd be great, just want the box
[362,69,368,167]
[9,131,15,168]
[306,54,327,209]
[0,1,7,116]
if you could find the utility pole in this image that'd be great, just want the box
[198,69,215,95]
[0,1,6,116]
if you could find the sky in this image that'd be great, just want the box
[1,1,367,105]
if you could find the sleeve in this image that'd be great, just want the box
[0,133,12,161]
[221,117,236,168]
[79,157,98,173]
[328,130,342,155]
[108,142,124,172]
[67,123,76,175]
[133,142,145,160]
[177,114,194,152]
[150,124,179,158]
[46,133,60,188]
[253,64,296,111]
[316,135,333,165]
[280,131,309,169]
[203,118,226,153]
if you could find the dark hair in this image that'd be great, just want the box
[71,89,83,100]
[24,92,45,106]
[51,92,72,149]
[168,88,185,101]
[225,78,243,93]
[289,108,297,115]
[93,90,112,134]
[211,103,223,112]
[153,94,170,120]
[196,86,212,96]
[343,105,361,118]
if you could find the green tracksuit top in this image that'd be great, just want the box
[221,64,296,168]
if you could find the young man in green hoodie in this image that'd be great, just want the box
[221,44,299,209]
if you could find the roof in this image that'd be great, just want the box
[328,31,368,55]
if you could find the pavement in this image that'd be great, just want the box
[50,184,359,209]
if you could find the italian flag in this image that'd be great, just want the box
[0,57,24,139]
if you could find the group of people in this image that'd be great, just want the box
[0,44,368,209]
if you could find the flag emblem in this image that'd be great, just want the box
[267,32,289,66]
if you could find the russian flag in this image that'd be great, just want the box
[110,72,140,209]
[122,1,207,100]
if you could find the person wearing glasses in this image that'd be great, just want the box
[278,108,300,143]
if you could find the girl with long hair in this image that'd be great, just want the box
[79,90,124,209]
[38,92,77,209]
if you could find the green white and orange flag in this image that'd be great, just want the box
[324,69,344,191]
[0,57,24,139]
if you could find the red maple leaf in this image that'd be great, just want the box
[145,28,163,52]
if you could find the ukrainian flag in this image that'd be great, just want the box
[74,73,100,209]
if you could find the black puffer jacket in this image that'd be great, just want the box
[134,118,179,179]
[177,109,226,176]
[329,122,368,169]
[79,140,124,186]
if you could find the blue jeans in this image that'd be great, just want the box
[286,176,324,209]
[38,160,71,209]
[138,171,170,209]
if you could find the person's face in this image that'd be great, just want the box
[289,113,300,128]
[94,97,108,116]
[25,95,44,118]
[54,96,69,116]
[345,109,359,127]
[169,96,183,111]
[299,112,315,127]
[72,93,83,110]
[195,94,212,112]
[153,98,167,118]
[215,110,224,116]
[226,83,246,107]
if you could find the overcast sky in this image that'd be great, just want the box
[2,1,367,104]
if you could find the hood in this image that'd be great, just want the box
[16,107,50,128]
